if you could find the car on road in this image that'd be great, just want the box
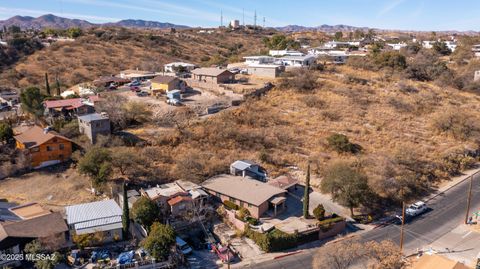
[406,201,428,216]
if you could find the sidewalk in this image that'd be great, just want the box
[424,165,480,203]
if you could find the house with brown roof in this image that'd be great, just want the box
[150,75,186,95]
[202,174,287,218]
[44,96,99,118]
[191,68,235,84]
[0,208,68,268]
[14,125,74,168]
[168,195,193,217]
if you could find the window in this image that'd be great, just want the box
[46,146,53,151]
[216,192,221,198]
[240,201,244,207]
[31,147,39,152]
[247,203,252,208]
[59,144,64,150]
[229,197,236,203]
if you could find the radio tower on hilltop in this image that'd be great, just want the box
[220,10,223,27]
[263,17,265,28]
[242,8,245,26]
[254,10,257,27]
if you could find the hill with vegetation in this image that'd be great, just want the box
[0,27,269,89]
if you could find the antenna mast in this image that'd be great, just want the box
[254,10,257,28]
[220,10,223,27]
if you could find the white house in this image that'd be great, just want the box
[386,43,407,50]
[164,62,196,73]
[422,41,435,49]
[243,56,275,66]
[65,200,123,242]
[279,55,316,67]
[269,50,304,57]
[324,41,361,49]
[422,40,457,52]
[472,44,480,57]
[445,41,457,52]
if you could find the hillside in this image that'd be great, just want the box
[0,28,268,89]
[129,65,480,204]
[0,14,189,30]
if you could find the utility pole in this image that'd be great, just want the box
[242,8,245,27]
[465,175,474,224]
[400,200,406,253]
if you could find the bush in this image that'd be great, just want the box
[373,51,407,71]
[279,69,319,92]
[236,207,250,220]
[223,200,239,210]
[313,204,326,220]
[244,227,299,252]
[432,109,479,140]
[326,133,362,154]
[246,217,260,225]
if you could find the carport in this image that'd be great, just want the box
[270,196,286,217]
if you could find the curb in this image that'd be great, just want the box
[424,168,480,203]
[273,250,303,260]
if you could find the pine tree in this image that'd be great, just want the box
[45,73,51,96]
[55,76,61,96]
[303,162,311,218]
[122,182,130,239]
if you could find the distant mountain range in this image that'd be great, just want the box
[275,24,371,33]
[0,14,189,30]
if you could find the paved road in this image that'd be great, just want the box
[246,173,480,269]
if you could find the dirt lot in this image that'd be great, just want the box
[0,164,97,211]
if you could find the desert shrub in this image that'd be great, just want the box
[223,200,239,210]
[326,133,362,154]
[404,50,450,81]
[437,148,477,176]
[373,51,407,71]
[301,95,326,109]
[313,204,326,220]
[344,75,368,85]
[278,69,319,92]
[431,109,479,140]
[347,56,375,70]
[396,81,418,94]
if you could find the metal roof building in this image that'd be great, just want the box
[65,199,123,235]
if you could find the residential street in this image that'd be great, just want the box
[245,169,480,269]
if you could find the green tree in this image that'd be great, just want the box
[262,34,299,50]
[142,222,176,261]
[432,41,451,55]
[66,27,82,38]
[313,204,326,220]
[303,162,311,218]
[45,73,51,96]
[374,51,407,71]
[24,240,62,269]
[111,147,144,176]
[122,182,130,239]
[0,122,13,144]
[320,162,372,217]
[77,147,112,188]
[334,31,343,41]
[327,133,362,154]
[20,87,46,120]
[132,196,160,230]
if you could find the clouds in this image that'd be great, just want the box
[378,0,406,16]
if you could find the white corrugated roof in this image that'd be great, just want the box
[65,199,122,225]
[75,222,123,235]
[231,160,255,171]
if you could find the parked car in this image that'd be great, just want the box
[129,80,141,87]
[406,201,428,216]
[130,86,140,92]
[136,91,148,97]
[176,237,193,255]
[167,98,182,106]
[229,68,240,74]
[0,103,11,112]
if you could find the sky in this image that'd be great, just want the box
[0,0,479,31]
